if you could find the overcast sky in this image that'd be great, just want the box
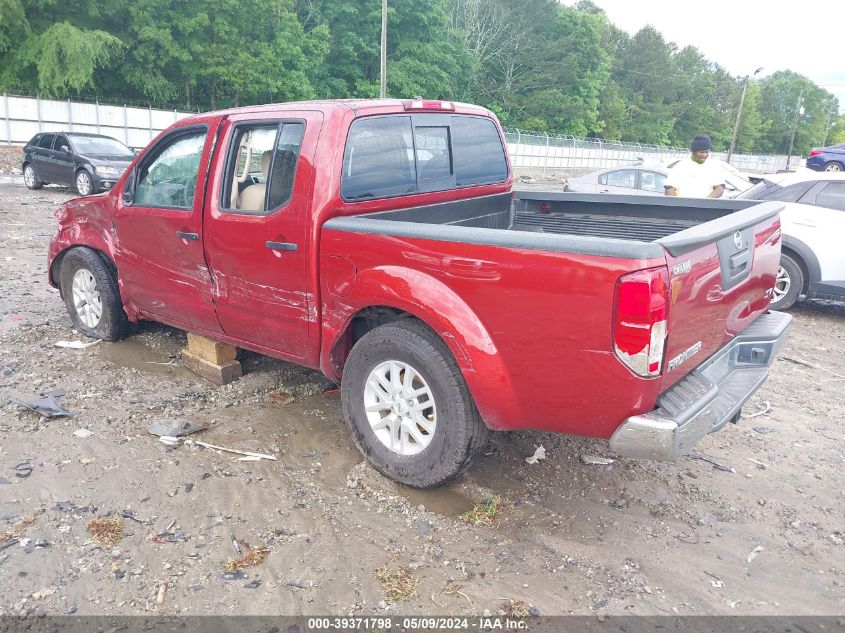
[561,0,845,113]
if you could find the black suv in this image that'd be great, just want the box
[22,132,135,196]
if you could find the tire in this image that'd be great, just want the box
[770,253,804,311]
[824,161,844,172]
[23,163,43,190]
[75,170,93,196]
[341,319,489,488]
[58,247,129,341]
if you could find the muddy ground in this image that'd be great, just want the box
[0,184,843,618]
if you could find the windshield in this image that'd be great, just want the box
[71,136,134,157]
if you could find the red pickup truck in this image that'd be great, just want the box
[48,98,791,487]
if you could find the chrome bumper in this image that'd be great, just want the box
[609,311,792,460]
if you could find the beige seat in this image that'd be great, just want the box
[237,150,272,211]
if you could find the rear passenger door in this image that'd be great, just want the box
[32,133,56,181]
[204,111,323,360]
[794,181,845,283]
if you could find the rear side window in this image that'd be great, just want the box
[814,182,845,211]
[341,114,507,201]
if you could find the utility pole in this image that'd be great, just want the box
[821,110,833,147]
[727,67,762,164]
[785,88,804,171]
[380,0,387,98]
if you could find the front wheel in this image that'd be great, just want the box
[75,170,93,196]
[770,253,804,311]
[341,319,489,488]
[23,164,43,190]
[59,247,129,340]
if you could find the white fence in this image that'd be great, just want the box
[1,93,193,149]
[504,130,802,174]
[1,93,802,173]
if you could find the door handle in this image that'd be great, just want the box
[266,241,297,252]
[176,231,199,241]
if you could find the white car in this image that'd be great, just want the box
[565,159,753,198]
[737,169,845,309]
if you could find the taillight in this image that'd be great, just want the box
[809,149,822,157]
[614,267,669,377]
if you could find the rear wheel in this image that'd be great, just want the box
[59,247,129,341]
[341,319,489,488]
[75,170,93,196]
[770,253,804,311]
[23,164,43,190]
[824,161,843,172]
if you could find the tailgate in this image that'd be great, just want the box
[657,201,783,390]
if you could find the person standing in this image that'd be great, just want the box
[664,134,725,198]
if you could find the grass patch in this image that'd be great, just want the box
[87,517,124,545]
[224,545,270,572]
[460,495,510,526]
[0,515,37,543]
[375,564,418,601]
[499,599,530,618]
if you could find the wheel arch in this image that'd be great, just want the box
[321,266,518,429]
[781,235,820,294]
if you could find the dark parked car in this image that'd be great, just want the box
[22,132,135,196]
[806,143,845,172]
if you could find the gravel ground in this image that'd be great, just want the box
[0,185,843,617]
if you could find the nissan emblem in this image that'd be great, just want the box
[733,231,743,250]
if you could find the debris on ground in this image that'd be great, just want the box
[746,457,768,470]
[704,571,725,588]
[147,418,207,437]
[87,517,124,545]
[742,401,772,419]
[243,579,262,589]
[55,339,100,349]
[688,452,735,473]
[267,388,295,405]
[525,445,546,464]
[581,454,615,465]
[15,463,33,478]
[0,515,37,543]
[155,581,168,605]
[461,495,510,526]
[746,545,764,563]
[193,441,277,461]
[72,428,94,438]
[9,389,71,417]
[753,426,776,434]
[158,436,180,446]
[224,543,270,572]
[375,562,418,601]
[499,599,531,617]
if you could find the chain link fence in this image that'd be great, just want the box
[504,128,802,176]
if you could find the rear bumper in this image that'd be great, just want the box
[609,311,792,460]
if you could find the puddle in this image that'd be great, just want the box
[393,483,477,518]
[101,337,194,378]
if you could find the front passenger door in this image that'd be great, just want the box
[112,122,224,334]
[52,135,75,186]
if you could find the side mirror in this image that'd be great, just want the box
[122,168,136,205]
[60,145,70,153]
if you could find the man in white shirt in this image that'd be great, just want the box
[664,134,725,198]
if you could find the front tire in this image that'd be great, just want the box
[341,319,489,488]
[75,170,93,196]
[770,253,804,310]
[23,164,43,190]
[59,247,129,341]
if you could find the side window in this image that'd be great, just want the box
[38,134,55,149]
[222,122,305,213]
[450,116,507,186]
[341,117,415,201]
[55,135,70,153]
[605,169,636,189]
[640,170,666,192]
[813,182,845,211]
[134,130,206,210]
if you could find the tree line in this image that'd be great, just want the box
[1,0,842,154]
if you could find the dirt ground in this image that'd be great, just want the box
[0,184,843,618]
